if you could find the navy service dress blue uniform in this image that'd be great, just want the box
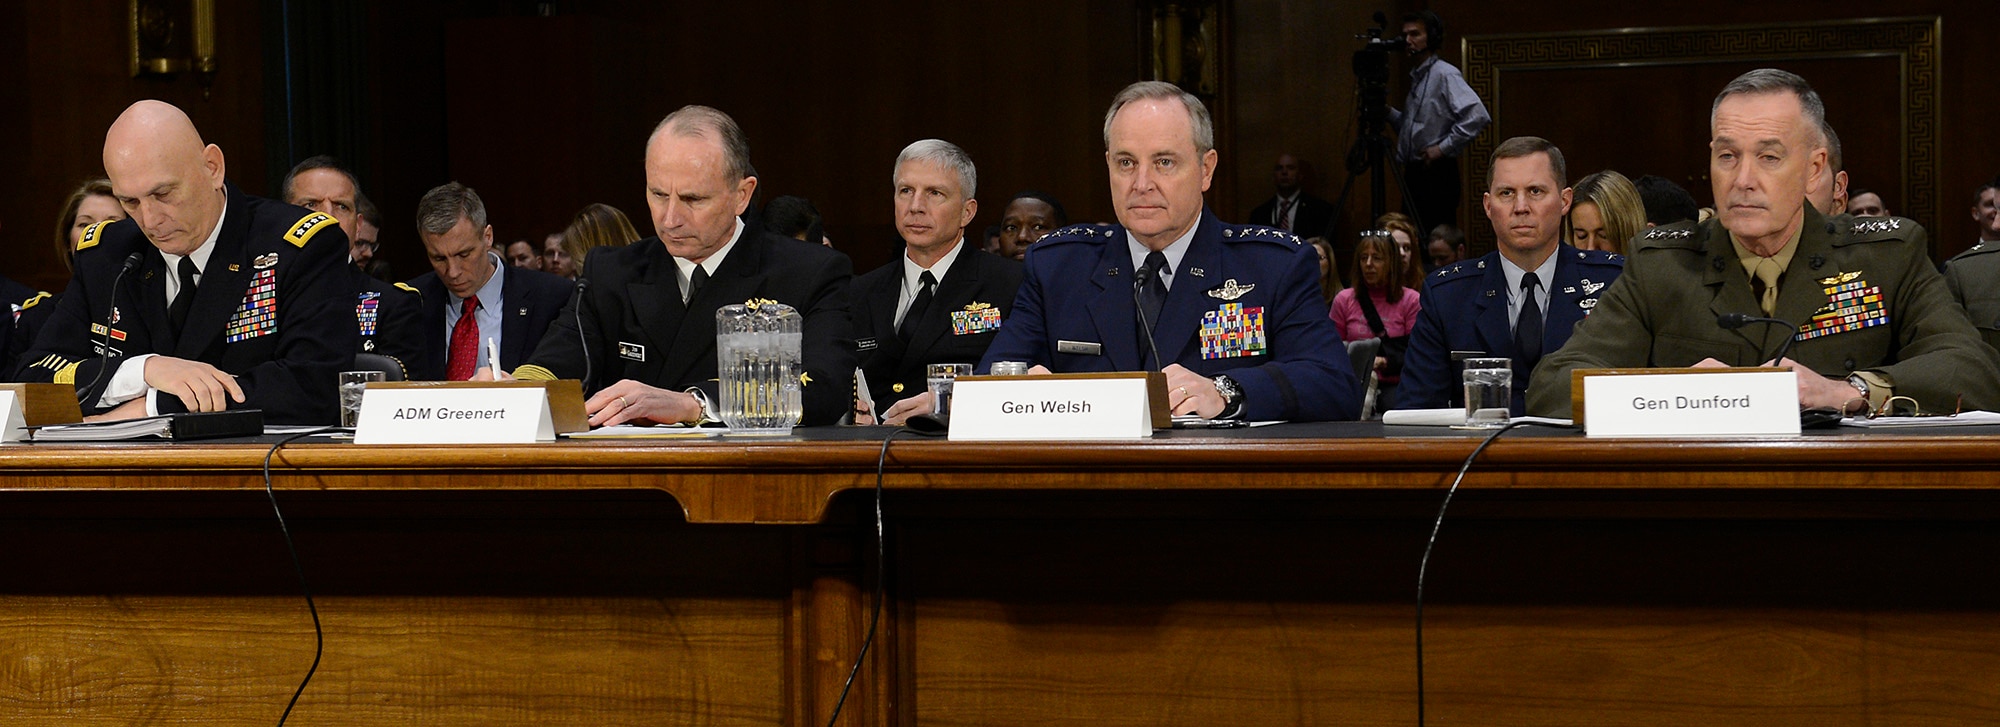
[977,210,1361,421]
[1398,243,1624,415]
[851,246,1022,412]
[1527,206,2000,417]
[515,226,858,426]
[17,184,359,423]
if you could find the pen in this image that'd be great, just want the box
[486,337,500,377]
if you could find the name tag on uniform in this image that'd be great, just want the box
[618,342,646,361]
[856,337,878,352]
[1057,340,1102,356]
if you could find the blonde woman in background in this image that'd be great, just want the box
[562,203,641,270]
[1566,170,1645,255]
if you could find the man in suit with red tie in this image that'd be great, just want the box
[406,182,574,381]
[855,140,1023,425]
[1246,153,1335,240]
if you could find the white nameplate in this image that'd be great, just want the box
[354,386,555,444]
[0,391,22,443]
[949,376,1154,440]
[1583,370,1799,437]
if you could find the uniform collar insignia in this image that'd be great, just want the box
[1188,267,1205,277]
[1206,279,1255,300]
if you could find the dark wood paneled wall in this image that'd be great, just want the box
[4,1,1994,293]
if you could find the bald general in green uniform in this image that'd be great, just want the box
[1528,69,2000,417]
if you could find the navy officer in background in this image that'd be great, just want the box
[859,139,1023,425]
[971,81,1360,421]
[19,100,355,423]
[1396,136,1624,415]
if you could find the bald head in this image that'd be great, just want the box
[102,100,228,256]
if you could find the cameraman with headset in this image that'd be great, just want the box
[1388,10,1490,231]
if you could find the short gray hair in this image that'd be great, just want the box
[892,139,977,199]
[651,105,755,180]
[1102,81,1214,153]
[415,181,486,236]
[1820,122,1843,172]
[1711,68,1827,143]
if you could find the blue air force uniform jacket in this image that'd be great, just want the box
[17,184,358,423]
[977,209,1361,421]
[1397,244,1624,415]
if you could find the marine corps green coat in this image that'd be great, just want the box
[1527,204,2000,417]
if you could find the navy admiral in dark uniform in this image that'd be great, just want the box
[1398,136,1623,415]
[280,155,428,379]
[975,82,1359,421]
[498,105,857,427]
[855,139,1023,425]
[18,101,356,423]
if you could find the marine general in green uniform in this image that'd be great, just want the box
[1942,181,2000,354]
[1527,69,2000,417]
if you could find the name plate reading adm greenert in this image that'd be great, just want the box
[948,372,1169,441]
[1579,368,1799,438]
[354,380,589,444]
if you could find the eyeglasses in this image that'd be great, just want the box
[1859,394,1963,419]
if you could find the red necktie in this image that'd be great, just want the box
[446,294,480,380]
[1276,199,1295,231]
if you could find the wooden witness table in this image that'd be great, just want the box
[3,424,2000,725]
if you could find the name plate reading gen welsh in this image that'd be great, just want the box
[948,372,1166,441]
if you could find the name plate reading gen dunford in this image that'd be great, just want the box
[1582,369,1799,438]
[949,372,1163,441]
[355,385,556,444]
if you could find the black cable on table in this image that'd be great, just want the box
[1416,420,1550,726]
[261,427,339,726]
[824,425,940,726]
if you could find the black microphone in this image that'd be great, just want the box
[571,277,593,392]
[78,252,145,404]
[1716,312,1801,368]
[1132,263,1166,371]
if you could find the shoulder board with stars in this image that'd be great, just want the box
[1221,225,1302,245]
[1573,248,1625,265]
[1849,217,1906,237]
[1642,227,1694,240]
[1036,224,1120,247]
[1947,241,2000,262]
[1430,259,1486,282]
[283,212,337,248]
[77,220,112,251]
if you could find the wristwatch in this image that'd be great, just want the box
[1212,374,1246,420]
[1844,373,1871,412]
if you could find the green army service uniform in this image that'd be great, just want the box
[1527,204,2000,417]
[1943,241,2000,354]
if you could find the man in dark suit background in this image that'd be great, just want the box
[406,182,574,381]
[853,139,1023,425]
[19,100,355,423]
[1246,153,1335,240]
[501,105,856,427]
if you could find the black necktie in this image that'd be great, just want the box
[685,265,708,304]
[1514,271,1543,372]
[169,257,199,335]
[898,270,936,341]
[1135,251,1169,362]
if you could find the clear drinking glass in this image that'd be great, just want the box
[715,301,804,434]
[339,370,386,428]
[927,363,973,416]
[988,361,1029,377]
[1461,357,1512,428]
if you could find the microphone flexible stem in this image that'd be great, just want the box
[1133,270,1166,372]
[79,253,143,404]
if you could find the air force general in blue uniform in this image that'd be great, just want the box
[977,209,1361,421]
[1397,243,1623,415]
